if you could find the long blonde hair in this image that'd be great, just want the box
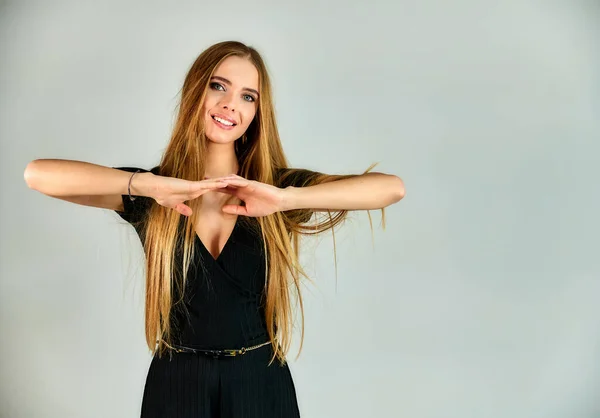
[135,41,384,365]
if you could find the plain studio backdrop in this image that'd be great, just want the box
[1,0,599,417]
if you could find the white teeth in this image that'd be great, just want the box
[213,116,234,126]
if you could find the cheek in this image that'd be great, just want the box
[201,94,218,114]
[200,103,209,118]
[241,108,257,128]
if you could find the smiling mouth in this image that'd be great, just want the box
[212,115,237,126]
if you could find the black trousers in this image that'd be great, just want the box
[140,344,301,418]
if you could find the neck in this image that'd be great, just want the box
[204,141,239,178]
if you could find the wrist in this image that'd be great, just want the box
[280,186,299,212]
[130,172,156,198]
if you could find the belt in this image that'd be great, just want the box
[164,340,272,358]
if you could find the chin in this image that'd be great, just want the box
[206,132,237,144]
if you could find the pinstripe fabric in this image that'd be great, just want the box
[140,345,300,418]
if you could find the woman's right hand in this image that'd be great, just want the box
[143,174,230,217]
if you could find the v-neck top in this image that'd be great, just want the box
[114,166,270,350]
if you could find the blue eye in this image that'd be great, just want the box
[210,82,256,103]
[210,82,225,91]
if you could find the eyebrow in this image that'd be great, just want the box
[211,76,259,97]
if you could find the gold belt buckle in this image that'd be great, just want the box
[226,347,247,357]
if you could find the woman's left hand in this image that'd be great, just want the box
[215,174,287,217]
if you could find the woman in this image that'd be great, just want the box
[24,40,405,417]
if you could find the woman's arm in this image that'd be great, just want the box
[24,159,155,198]
[281,172,405,211]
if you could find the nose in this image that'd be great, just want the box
[219,92,235,112]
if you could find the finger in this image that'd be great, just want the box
[222,204,248,215]
[206,184,241,194]
[181,186,226,201]
[175,203,193,217]
[204,176,234,181]
[186,181,228,197]
[196,180,229,189]
[221,178,249,187]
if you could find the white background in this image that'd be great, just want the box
[1,0,599,417]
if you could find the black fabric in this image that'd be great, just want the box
[140,343,300,418]
[113,166,160,226]
[113,166,301,418]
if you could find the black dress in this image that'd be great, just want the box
[113,166,301,418]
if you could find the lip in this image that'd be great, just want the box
[211,113,237,125]
[211,115,236,131]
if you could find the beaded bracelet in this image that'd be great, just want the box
[128,170,141,202]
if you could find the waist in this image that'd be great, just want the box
[165,338,273,358]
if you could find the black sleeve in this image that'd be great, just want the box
[112,166,159,225]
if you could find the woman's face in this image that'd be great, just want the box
[202,56,259,145]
